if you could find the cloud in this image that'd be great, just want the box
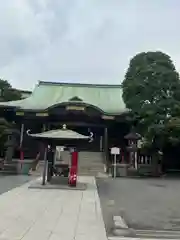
[0,0,179,89]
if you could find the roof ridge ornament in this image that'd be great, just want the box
[69,96,82,102]
[62,124,67,130]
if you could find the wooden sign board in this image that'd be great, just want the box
[102,115,115,120]
[36,113,49,117]
[66,106,85,111]
[16,112,24,116]
[111,147,120,155]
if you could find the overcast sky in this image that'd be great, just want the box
[0,0,179,90]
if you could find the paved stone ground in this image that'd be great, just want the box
[96,177,180,232]
[0,176,107,240]
[0,175,35,195]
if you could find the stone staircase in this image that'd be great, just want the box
[78,151,105,176]
[0,161,18,175]
[53,150,105,177]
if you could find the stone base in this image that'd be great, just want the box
[111,164,129,177]
[0,162,18,175]
[14,160,34,175]
[29,180,87,191]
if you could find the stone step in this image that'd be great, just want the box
[79,164,104,167]
[79,156,103,159]
[79,168,104,172]
[0,170,18,175]
[127,168,139,177]
[0,163,17,171]
[79,152,102,154]
[135,229,180,239]
[79,169,103,172]
[79,157,103,160]
[80,161,103,164]
[78,164,104,168]
[4,163,17,169]
[79,158,103,161]
[79,154,103,157]
[79,172,103,176]
[79,165,103,168]
[111,227,180,239]
[77,151,104,176]
[0,162,19,175]
[79,155,103,159]
[79,164,104,168]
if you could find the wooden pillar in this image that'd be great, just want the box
[20,123,24,146]
[104,127,108,171]
[41,123,47,185]
[100,136,103,151]
[20,123,24,161]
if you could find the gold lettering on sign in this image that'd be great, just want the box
[36,113,49,117]
[16,112,24,116]
[101,115,115,120]
[66,106,85,111]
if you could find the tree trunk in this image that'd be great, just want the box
[151,152,160,176]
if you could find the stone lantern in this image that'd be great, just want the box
[124,129,141,169]
[4,127,20,163]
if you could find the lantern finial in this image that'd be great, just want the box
[62,124,67,130]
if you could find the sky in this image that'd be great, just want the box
[0,0,179,90]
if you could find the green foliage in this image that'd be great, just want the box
[164,117,180,145]
[0,79,21,101]
[122,51,180,148]
[0,79,21,148]
[0,118,11,148]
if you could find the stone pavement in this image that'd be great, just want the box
[109,238,176,240]
[97,177,180,231]
[0,176,107,240]
[0,175,35,195]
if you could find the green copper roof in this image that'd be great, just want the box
[0,81,128,115]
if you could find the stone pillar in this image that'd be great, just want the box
[5,133,17,163]
[43,124,46,132]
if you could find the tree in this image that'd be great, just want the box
[122,51,180,173]
[0,79,21,101]
[0,79,22,158]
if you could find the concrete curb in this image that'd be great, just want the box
[112,215,136,237]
